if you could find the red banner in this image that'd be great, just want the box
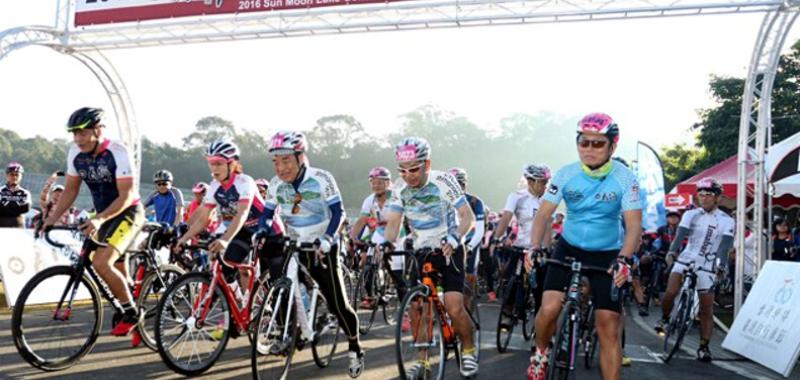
[75,0,409,27]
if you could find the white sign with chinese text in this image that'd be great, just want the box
[722,260,800,378]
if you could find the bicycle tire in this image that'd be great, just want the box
[12,265,102,371]
[663,290,693,363]
[311,292,341,368]
[382,269,399,326]
[547,301,575,380]
[155,272,230,376]
[496,279,517,353]
[252,281,297,380]
[137,264,185,351]
[522,284,536,341]
[395,286,446,380]
[356,266,378,335]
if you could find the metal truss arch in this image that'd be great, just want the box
[734,7,799,316]
[0,27,140,188]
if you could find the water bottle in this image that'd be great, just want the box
[299,284,311,311]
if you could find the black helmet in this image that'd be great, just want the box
[153,169,174,183]
[67,107,104,132]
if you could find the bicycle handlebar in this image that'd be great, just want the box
[43,225,83,249]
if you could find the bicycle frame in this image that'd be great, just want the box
[193,246,261,334]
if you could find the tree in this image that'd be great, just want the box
[661,143,708,190]
[181,116,236,149]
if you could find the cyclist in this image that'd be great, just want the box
[259,130,364,378]
[383,136,479,378]
[144,170,184,227]
[350,166,401,309]
[255,178,269,200]
[525,113,642,380]
[655,177,734,363]
[493,164,552,327]
[0,162,31,228]
[448,167,486,314]
[42,107,145,336]
[174,139,266,315]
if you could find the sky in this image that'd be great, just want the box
[1,2,799,161]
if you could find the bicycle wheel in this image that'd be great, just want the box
[583,327,598,370]
[663,290,692,363]
[248,275,271,343]
[155,273,230,376]
[356,266,379,335]
[547,302,576,380]
[12,265,102,371]
[522,285,536,341]
[137,264,185,351]
[396,286,446,380]
[252,281,297,380]
[496,279,516,353]
[382,270,400,326]
[459,281,481,361]
[311,292,341,367]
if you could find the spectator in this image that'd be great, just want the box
[0,162,31,228]
[38,171,69,226]
[144,170,184,226]
[772,218,797,261]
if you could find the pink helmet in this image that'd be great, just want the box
[696,177,723,195]
[368,167,391,180]
[395,137,431,162]
[268,131,307,155]
[576,112,619,144]
[192,182,209,193]
[255,178,270,188]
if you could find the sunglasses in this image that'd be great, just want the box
[578,138,608,149]
[291,193,302,214]
[397,163,424,175]
[696,191,717,197]
[156,181,170,187]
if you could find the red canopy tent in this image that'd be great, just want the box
[674,152,799,209]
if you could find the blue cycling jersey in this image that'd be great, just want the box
[145,187,184,225]
[464,193,485,243]
[542,161,641,251]
[66,139,139,213]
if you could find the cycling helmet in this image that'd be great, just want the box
[395,137,431,162]
[67,107,104,132]
[368,167,391,180]
[5,162,23,174]
[206,139,240,161]
[153,169,173,183]
[523,163,551,180]
[577,112,619,144]
[448,167,468,183]
[52,184,65,192]
[268,131,307,155]
[255,178,270,188]
[192,182,209,193]
[696,177,723,195]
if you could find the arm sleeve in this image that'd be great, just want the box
[325,201,344,237]
[715,235,734,267]
[669,226,690,254]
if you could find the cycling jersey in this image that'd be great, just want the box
[502,189,541,249]
[675,208,735,267]
[358,191,393,244]
[543,161,641,251]
[0,184,31,227]
[464,193,485,249]
[263,166,343,242]
[66,139,139,213]
[203,172,265,232]
[144,187,184,225]
[388,170,467,249]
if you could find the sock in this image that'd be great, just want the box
[462,346,476,356]
[700,339,710,347]
[348,338,362,354]
[121,301,137,317]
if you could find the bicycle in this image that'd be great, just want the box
[496,246,536,353]
[395,246,481,380]
[11,224,174,371]
[251,238,345,380]
[662,260,706,363]
[545,257,618,380]
[154,233,268,376]
[354,242,400,334]
[642,253,667,311]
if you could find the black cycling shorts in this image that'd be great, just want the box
[413,245,466,293]
[543,238,621,313]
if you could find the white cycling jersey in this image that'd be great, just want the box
[675,207,735,268]
[502,189,541,249]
